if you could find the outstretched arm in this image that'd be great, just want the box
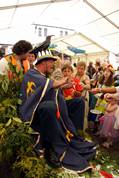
[90,87,117,94]
[53,77,70,88]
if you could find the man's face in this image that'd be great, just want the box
[45,60,55,74]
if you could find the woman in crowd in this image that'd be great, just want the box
[94,65,114,113]
[0,40,32,76]
[88,65,115,132]
[61,63,85,133]
[75,61,91,131]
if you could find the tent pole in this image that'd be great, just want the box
[0,0,72,10]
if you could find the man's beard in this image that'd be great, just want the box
[46,68,54,77]
[45,71,52,78]
[45,64,54,77]
[45,66,54,75]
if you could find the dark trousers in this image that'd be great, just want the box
[66,97,85,130]
[32,101,67,147]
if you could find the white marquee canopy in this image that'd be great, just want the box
[0,0,119,54]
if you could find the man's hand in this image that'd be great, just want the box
[53,77,73,88]
[61,77,74,89]
[89,88,100,94]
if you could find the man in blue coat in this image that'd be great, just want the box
[19,55,96,173]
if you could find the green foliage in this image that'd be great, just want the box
[14,156,88,178]
[0,97,20,123]
[0,73,22,100]
[0,62,33,178]
[0,62,23,123]
[0,118,32,161]
[14,156,47,178]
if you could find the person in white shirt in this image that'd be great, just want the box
[0,40,32,75]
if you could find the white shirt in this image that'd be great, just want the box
[0,58,9,75]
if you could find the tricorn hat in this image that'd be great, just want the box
[34,55,57,65]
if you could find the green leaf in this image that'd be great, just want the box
[16,67,20,74]
[0,127,6,135]
[28,127,39,135]
[17,98,22,105]
[5,118,12,127]
[13,117,22,123]
[0,107,5,112]
[1,80,9,93]
[2,98,11,105]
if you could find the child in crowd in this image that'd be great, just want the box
[61,63,84,100]
[99,93,119,148]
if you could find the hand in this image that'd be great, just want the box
[61,77,74,88]
[62,83,73,89]
[89,88,99,94]
[60,77,69,85]
[104,93,114,101]
[72,91,81,97]
[53,77,70,88]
